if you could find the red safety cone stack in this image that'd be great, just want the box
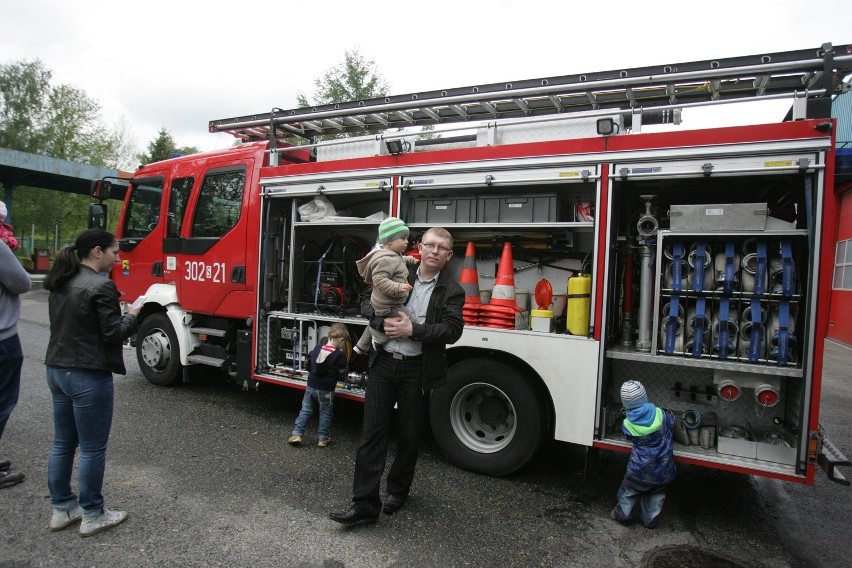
[460,242,482,326]
[480,241,522,329]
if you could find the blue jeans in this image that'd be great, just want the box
[292,387,334,440]
[0,334,24,440]
[613,476,668,528]
[46,366,114,515]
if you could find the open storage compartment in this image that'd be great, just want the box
[399,164,599,333]
[253,176,394,390]
[599,151,822,474]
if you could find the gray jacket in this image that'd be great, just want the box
[356,248,417,312]
[0,240,31,342]
[45,265,137,374]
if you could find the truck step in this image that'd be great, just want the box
[190,326,228,338]
[187,354,227,367]
[817,436,851,486]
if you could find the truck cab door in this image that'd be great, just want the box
[113,173,169,301]
[168,162,252,317]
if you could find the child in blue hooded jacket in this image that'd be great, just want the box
[612,380,676,529]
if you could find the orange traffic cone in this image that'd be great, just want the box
[460,242,482,326]
[488,242,522,310]
[462,305,482,326]
[460,242,481,304]
[481,242,521,329]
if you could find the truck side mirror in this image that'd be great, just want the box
[88,203,108,230]
[90,180,112,200]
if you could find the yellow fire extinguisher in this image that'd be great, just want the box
[566,274,591,335]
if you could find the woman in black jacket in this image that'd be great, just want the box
[43,229,140,537]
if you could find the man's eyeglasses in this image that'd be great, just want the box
[420,242,453,253]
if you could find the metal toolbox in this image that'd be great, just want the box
[753,429,797,465]
[669,203,768,231]
[717,432,757,459]
[410,196,476,223]
[716,428,796,465]
[477,193,559,223]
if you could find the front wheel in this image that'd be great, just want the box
[429,359,549,476]
[136,313,183,386]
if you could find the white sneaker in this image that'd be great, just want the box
[49,506,83,531]
[79,508,128,537]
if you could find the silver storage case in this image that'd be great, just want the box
[669,203,768,231]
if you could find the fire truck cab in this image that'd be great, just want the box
[107,43,852,483]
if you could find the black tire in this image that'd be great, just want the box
[429,359,549,476]
[136,313,183,386]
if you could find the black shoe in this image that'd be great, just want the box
[329,506,379,526]
[0,469,24,489]
[369,314,386,331]
[0,459,10,471]
[382,493,408,515]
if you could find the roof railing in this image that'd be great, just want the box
[210,43,852,142]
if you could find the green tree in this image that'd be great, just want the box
[41,84,101,162]
[0,58,138,251]
[296,49,435,142]
[0,60,50,152]
[101,116,139,172]
[137,126,199,165]
[1,59,133,166]
[296,49,390,141]
[297,49,390,108]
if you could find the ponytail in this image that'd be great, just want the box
[340,335,353,362]
[43,228,116,291]
[43,246,81,291]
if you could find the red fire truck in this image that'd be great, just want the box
[93,43,851,484]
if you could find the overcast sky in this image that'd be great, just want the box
[2,1,850,159]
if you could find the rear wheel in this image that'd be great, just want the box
[429,359,549,476]
[136,313,183,386]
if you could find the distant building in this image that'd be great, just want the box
[829,89,852,346]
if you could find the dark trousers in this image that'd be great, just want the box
[0,334,23,440]
[352,351,427,513]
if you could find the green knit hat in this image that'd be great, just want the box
[378,217,409,244]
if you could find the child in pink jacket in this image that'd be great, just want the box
[0,202,19,251]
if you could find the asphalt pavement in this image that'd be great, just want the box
[1,283,850,567]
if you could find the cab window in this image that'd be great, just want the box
[192,169,245,238]
[168,177,193,237]
[122,178,164,239]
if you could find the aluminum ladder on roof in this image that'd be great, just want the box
[209,42,852,143]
